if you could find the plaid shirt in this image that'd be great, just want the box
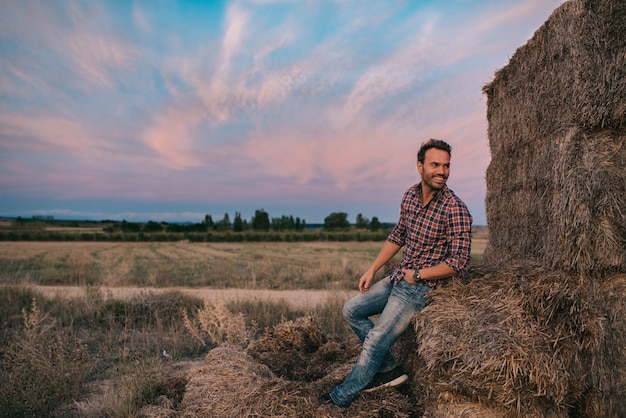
[387,183,472,288]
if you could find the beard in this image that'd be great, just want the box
[423,174,447,190]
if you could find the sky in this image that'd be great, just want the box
[0,0,564,225]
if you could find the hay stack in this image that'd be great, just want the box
[482,0,626,274]
[393,264,626,417]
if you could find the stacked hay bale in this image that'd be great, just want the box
[394,0,626,416]
[395,266,626,416]
[481,0,625,273]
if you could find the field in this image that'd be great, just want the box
[0,234,487,417]
[0,228,487,300]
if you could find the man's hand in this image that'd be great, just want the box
[402,268,417,284]
[358,271,375,292]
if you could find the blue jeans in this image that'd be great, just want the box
[329,277,431,407]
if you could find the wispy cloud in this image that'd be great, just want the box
[0,112,98,158]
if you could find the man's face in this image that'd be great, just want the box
[417,148,451,192]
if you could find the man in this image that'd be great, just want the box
[321,138,472,408]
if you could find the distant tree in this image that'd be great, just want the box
[323,212,350,231]
[370,216,381,232]
[271,215,299,231]
[295,217,301,231]
[233,212,244,232]
[165,223,183,233]
[203,214,214,230]
[188,221,207,232]
[143,221,163,232]
[355,213,370,229]
[217,213,231,230]
[251,209,270,231]
[120,220,141,232]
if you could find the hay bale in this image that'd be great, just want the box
[393,265,626,417]
[546,128,626,272]
[482,0,626,274]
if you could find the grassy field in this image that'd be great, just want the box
[0,236,486,417]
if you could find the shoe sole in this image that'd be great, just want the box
[362,373,408,393]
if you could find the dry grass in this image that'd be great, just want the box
[0,241,387,289]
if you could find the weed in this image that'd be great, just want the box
[0,299,86,418]
[183,300,251,348]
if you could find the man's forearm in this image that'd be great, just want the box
[368,241,402,274]
[416,262,456,281]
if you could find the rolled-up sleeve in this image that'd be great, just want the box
[386,189,410,247]
[443,201,473,274]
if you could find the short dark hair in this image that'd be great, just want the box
[417,138,452,163]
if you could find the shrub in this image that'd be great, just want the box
[183,300,252,348]
[0,299,86,418]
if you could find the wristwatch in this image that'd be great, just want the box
[414,269,421,281]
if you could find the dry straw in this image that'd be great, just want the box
[482,0,626,274]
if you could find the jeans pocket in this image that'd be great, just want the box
[394,279,430,310]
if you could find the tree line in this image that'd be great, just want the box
[101,210,383,234]
[1,210,390,242]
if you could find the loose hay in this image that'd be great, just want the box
[182,319,415,418]
[247,315,359,381]
[182,346,312,417]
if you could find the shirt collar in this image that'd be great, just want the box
[415,183,447,205]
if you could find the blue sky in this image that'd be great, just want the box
[0,0,563,225]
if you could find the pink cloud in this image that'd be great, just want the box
[0,112,100,159]
[142,104,205,169]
